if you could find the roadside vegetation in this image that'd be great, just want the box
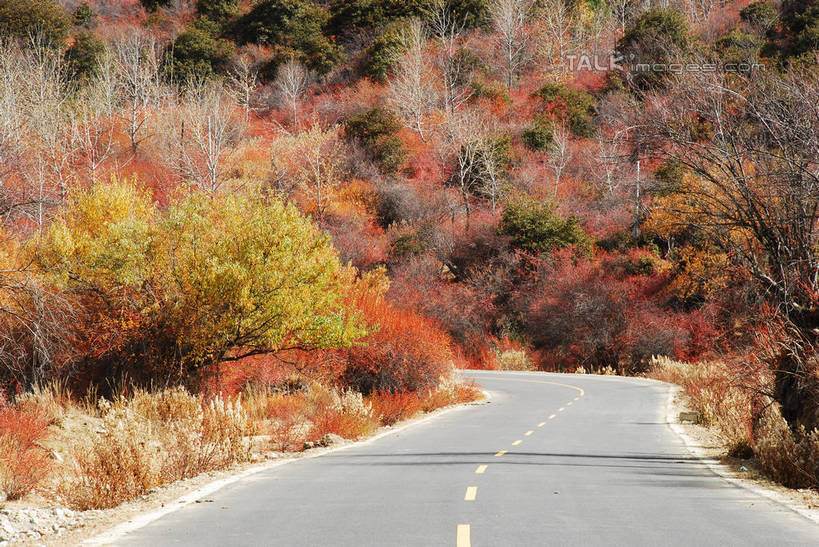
[2,0,819,517]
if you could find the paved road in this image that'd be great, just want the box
[113,371,819,546]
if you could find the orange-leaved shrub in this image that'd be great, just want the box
[340,273,455,394]
[0,400,53,500]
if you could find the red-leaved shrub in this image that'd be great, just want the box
[0,402,52,499]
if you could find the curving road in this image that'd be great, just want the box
[109,371,819,546]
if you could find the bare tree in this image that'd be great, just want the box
[0,272,77,389]
[609,0,636,36]
[429,0,473,117]
[229,55,259,123]
[442,110,507,223]
[274,58,310,128]
[0,40,25,224]
[113,30,161,153]
[16,37,77,232]
[538,0,579,68]
[641,65,819,429]
[73,50,117,182]
[491,0,534,89]
[548,122,571,199]
[389,19,436,141]
[165,79,244,193]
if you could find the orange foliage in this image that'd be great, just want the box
[0,402,52,499]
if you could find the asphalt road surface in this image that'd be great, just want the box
[112,370,819,546]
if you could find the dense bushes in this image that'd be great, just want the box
[0,0,70,45]
[0,400,52,500]
[341,280,454,394]
[32,178,368,389]
[169,21,234,81]
[344,107,406,173]
[232,0,342,75]
[499,198,590,254]
[533,83,597,137]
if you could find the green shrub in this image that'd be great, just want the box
[233,0,342,75]
[140,0,171,12]
[364,21,406,82]
[0,0,71,45]
[169,22,234,81]
[65,30,105,82]
[499,197,591,253]
[344,107,406,173]
[616,7,690,88]
[533,82,596,138]
[196,0,239,22]
[72,2,94,27]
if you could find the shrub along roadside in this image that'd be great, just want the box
[25,177,369,392]
[0,377,481,509]
[650,356,819,489]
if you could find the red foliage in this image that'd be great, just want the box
[0,402,52,499]
[524,249,717,373]
[340,285,455,394]
[367,390,423,425]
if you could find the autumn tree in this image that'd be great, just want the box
[641,65,819,431]
[270,124,347,218]
[490,0,533,89]
[35,178,368,386]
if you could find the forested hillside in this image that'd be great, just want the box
[3,0,819,512]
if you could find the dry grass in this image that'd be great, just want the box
[495,349,533,371]
[58,387,251,510]
[650,356,755,452]
[368,391,423,426]
[3,373,480,509]
[755,407,819,489]
[650,355,819,489]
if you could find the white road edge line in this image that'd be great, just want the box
[664,384,819,526]
[86,389,494,545]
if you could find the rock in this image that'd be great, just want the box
[48,450,64,463]
[679,411,701,424]
[319,433,344,447]
[303,441,315,450]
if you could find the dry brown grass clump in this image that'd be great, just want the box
[650,356,755,453]
[650,355,819,488]
[495,349,532,371]
[59,387,251,510]
[755,407,819,489]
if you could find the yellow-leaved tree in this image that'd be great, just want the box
[36,177,368,387]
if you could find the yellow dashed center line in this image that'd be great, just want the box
[574,396,580,401]
[537,421,546,427]
[457,524,471,547]
[524,430,533,436]
[558,407,565,412]
[549,414,557,419]
[495,450,507,457]
[567,402,573,406]
[475,464,487,474]
[464,486,478,501]
[511,439,522,446]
